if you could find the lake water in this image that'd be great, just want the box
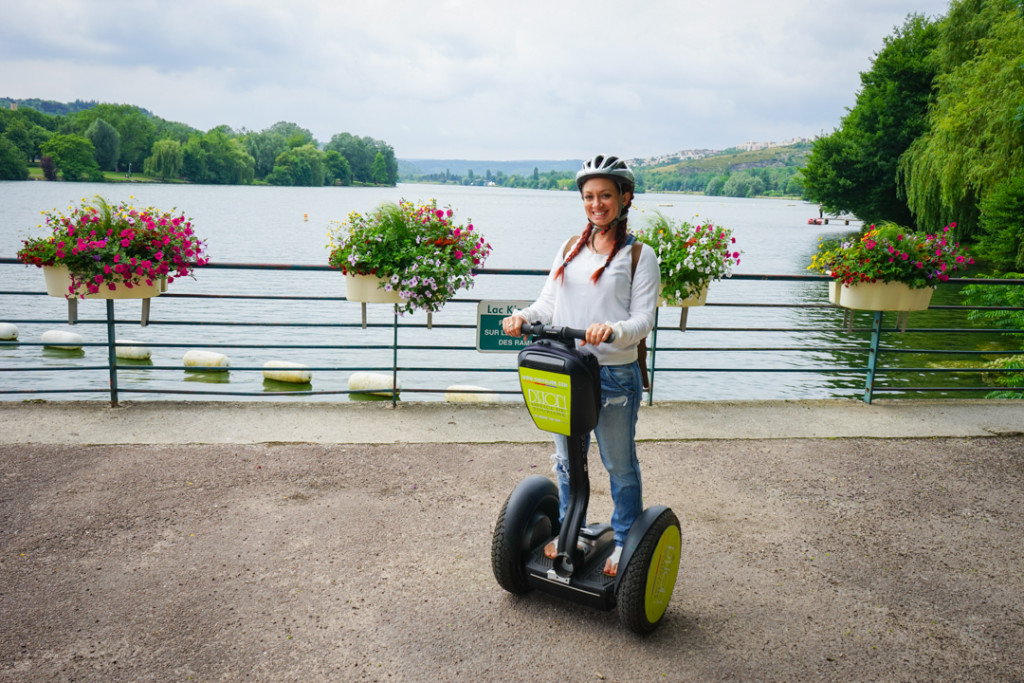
[0,181,1001,401]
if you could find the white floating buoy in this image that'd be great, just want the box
[0,323,18,340]
[348,371,400,396]
[42,330,83,349]
[115,339,152,360]
[183,350,230,371]
[263,360,312,384]
[444,384,500,403]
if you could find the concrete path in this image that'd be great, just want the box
[1,398,1021,444]
[1,400,1023,681]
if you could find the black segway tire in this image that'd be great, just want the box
[616,508,681,634]
[491,475,560,594]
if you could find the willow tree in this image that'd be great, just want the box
[898,0,1024,241]
[802,14,940,224]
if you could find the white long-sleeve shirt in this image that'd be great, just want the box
[515,235,661,366]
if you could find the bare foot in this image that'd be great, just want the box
[603,546,622,577]
[544,539,557,559]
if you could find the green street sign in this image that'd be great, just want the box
[476,300,533,353]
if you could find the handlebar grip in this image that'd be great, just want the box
[521,322,612,343]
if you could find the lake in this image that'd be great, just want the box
[0,181,999,401]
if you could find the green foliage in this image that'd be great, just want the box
[371,152,389,185]
[637,145,809,197]
[181,129,254,184]
[803,14,940,223]
[809,222,975,288]
[0,136,29,180]
[40,133,101,181]
[325,133,397,185]
[266,144,325,186]
[243,129,288,179]
[899,0,1024,241]
[143,139,184,180]
[66,104,156,171]
[326,200,491,314]
[85,118,121,171]
[324,150,351,186]
[962,274,1024,397]
[2,118,34,161]
[634,213,741,304]
[975,172,1024,272]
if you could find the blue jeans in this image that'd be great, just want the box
[551,361,643,546]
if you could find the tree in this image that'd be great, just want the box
[267,144,326,186]
[2,118,33,161]
[899,0,1024,241]
[40,133,101,181]
[181,129,254,184]
[67,104,156,171]
[324,150,351,185]
[40,155,57,181]
[85,118,120,171]
[267,121,314,146]
[803,14,940,224]
[974,171,1024,272]
[371,152,389,185]
[144,139,184,180]
[705,176,725,196]
[0,137,29,179]
[325,133,372,183]
[243,129,288,180]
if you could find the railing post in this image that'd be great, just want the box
[863,310,882,404]
[647,307,659,406]
[106,299,119,407]
[392,305,399,407]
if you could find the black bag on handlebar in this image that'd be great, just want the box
[518,339,601,437]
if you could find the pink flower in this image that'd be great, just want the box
[454,250,463,259]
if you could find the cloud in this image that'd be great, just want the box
[0,0,953,159]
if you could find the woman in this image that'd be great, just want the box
[501,154,660,576]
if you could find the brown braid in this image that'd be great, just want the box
[553,222,594,282]
[589,214,629,283]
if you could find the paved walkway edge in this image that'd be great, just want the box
[1,399,1020,444]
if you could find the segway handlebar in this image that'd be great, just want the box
[520,322,614,343]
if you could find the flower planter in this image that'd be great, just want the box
[659,285,709,331]
[659,285,708,308]
[344,273,403,304]
[44,265,163,300]
[828,280,933,311]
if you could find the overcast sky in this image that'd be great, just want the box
[1,0,952,161]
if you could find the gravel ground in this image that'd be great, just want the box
[2,436,1023,682]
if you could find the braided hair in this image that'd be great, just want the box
[554,194,631,284]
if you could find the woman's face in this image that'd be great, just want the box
[582,177,631,230]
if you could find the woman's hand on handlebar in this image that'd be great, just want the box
[581,322,613,347]
[501,314,525,338]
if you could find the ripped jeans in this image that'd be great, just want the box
[551,361,643,547]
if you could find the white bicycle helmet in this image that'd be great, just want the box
[575,154,635,194]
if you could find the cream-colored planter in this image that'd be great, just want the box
[659,284,708,308]
[828,280,933,311]
[344,273,403,304]
[43,265,163,300]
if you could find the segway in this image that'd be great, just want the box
[491,322,681,633]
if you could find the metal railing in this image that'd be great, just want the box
[1,258,1022,406]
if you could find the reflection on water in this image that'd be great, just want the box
[1,182,1015,401]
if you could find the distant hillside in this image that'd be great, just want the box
[636,143,812,196]
[400,158,583,178]
[0,97,154,117]
[642,142,812,175]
